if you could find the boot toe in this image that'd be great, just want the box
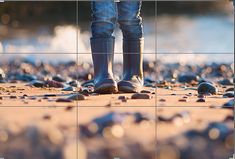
[94,79,118,94]
[118,80,142,93]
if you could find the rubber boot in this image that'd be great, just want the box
[91,37,118,94]
[118,38,144,93]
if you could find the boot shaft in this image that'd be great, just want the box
[90,37,115,78]
[122,38,144,80]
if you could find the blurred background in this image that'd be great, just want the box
[0,1,234,63]
[157,1,234,55]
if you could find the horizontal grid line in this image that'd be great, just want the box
[1,52,234,54]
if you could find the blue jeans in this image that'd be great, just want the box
[91,1,143,40]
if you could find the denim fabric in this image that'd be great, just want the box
[91,1,143,40]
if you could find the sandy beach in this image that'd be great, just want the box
[0,82,233,159]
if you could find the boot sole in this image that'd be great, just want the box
[95,83,118,94]
[118,85,140,93]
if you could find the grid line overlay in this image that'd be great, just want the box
[0,1,234,159]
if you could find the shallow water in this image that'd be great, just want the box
[0,13,234,64]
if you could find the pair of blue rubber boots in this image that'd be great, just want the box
[91,37,143,94]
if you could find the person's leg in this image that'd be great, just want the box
[117,1,144,93]
[90,1,118,93]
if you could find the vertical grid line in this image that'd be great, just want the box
[155,1,158,159]
[76,1,79,159]
[231,0,234,153]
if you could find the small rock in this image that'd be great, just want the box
[197,94,205,98]
[178,73,198,83]
[196,98,206,102]
[56,98,72,102]
[134,112,151,123]
[44,94,57,97]
[121,99,127,102]
[91,93,99,96]
[81,87,94,95]
[218,79,233,86]
[178,98,189,102]
[16,74,37,82]
[68,80,79,87]
[67,93,86,101]
[29,80,44,87]
[25,126,40,144]
[197,82,217,95]
[44,80,64,88]
[9,95,17,99]
[223,91,234,98]
[118,96,127,100]
[225,87,234,92]
[43,114,51,120]
[0,97,3,100]
[140,90,151,93]
[159,98,166,102]
[62,86,74,91]
[131,93,151,99]
[52,74,66,82]
[222,99,234,109]
[29,96,37,100]
[65,106,74,111]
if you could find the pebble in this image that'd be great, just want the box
[197,82,217,95]
[131,93,151,99]
[0,97,2,100]
[68,80,79,87]
[225,87,234,92]
[159,98,166,102]
[140,90,151,93]
[134,112,151,123]
[29,96,37,100]
[56,98,72,102]
[91,93,99,96]
[9,95,17,99]
[196,98,206,102]
[222,92,234,98]
[178,73,198,83]
[65,106,74,111]
[15,74,37,82]
[43,114,51,120]
[29,80,44,88]
[44,80,64,88]
[197,94,205,98]
[118,96,127,100]
[52,74,66,82]
[44,94,57,97]
[81,87,94,95]
[25,126,40,144]
[62,86,74,91]
[178,98,189,102]
[218,79,233,86]
[80,112,152,137]
[158,111,191,124]
[67,93,86,101]
[222,99,234,109]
